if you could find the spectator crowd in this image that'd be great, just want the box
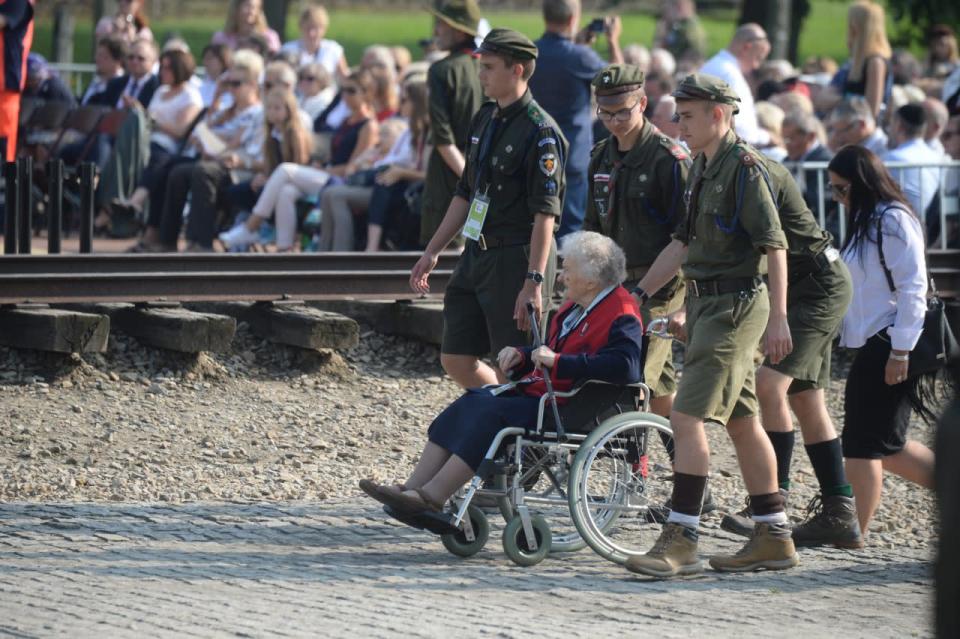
[14,0,960,252]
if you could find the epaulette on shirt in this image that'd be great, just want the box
[590,137,609,156]
[527,103,547,128]
[734,144,760,167]
[658,135,689,161]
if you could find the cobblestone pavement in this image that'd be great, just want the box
[0,500,933,638]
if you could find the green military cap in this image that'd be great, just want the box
[425,0,480,37]
[592,64,645,95]
[672,73,741,114]
[476,27,539,61]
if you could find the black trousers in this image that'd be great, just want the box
[158,160,231,248]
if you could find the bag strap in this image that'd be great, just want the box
[875,210,896,293]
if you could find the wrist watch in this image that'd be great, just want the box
[632,286,650,304]
[526,270,544,284]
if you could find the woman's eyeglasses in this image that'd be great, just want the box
[342,86,360,95]
[596,100,641,123]
[829,183,851,197]
[127,54,147,62]
[225,79,245,88]
[299,75,318,82]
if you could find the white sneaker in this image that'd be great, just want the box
[218,224,260,249]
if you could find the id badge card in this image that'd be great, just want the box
[462,192,490,242]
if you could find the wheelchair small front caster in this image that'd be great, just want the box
[502,514,552,566]
[441,505,490,558]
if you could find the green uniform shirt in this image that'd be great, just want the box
[765,161,834,272]
[584,120,691,269]
[673,130,788,280]
[454,90,568,236]
[420,48,484,244]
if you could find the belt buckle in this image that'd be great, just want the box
[478,234,488,251]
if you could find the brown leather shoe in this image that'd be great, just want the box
[709,523,800,572]
[624,523,703,578]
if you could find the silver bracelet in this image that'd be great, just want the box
[888,352,909,362]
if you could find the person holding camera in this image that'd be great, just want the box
[529,0,622,238]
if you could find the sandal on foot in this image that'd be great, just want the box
[358,479,407,505]
[382,504,459,536]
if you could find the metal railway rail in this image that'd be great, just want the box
[0,252,461,275]
[0,250,954,306]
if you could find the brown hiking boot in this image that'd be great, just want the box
[720,489,790,538]
[709,523,800,572]
[791,495,864,549]
[625,523,703,578]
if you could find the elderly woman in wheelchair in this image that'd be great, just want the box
[360,231,666,564]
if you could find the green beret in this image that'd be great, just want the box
[672,73,741,114]
[476,28,539,61]
[592,64,645,96]
[425,0,480,37]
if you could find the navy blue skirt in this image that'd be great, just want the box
[427,388,541,471]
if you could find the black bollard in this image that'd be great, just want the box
[79,162,96,254]
[17,156,32,254]
[47,159,63,254]
[3,161,18,255]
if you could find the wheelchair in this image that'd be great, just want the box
[436,354,676,567]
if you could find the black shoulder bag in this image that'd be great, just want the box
[876,210,958,377]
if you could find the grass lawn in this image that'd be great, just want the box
[33,2,878,69]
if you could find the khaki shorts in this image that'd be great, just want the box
[674,283,769,424]
[442,241,555,357]
[765,260,852,394]
[627,276,685,397]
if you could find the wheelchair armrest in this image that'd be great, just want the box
[548,378,645,400]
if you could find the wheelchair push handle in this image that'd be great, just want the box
[647,317,674,339]
[526,302,566,441]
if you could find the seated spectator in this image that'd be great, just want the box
[110,49,203,235]
[199,43,233,109]
[96,0,154,44]
[24,54,75,105]
[827,95,888,155]
[883,103,943,229]
[892,50,923,88]
[358,231,642,530]
[81,36,126,104]
[220,69,378,252]
[369,66,399,121]
[392,46,413,78]
[361,45,395,74]
[280,4,348,79]
[88,38,159,110]
[211,0,280,55]
[622,44,651,73]
[326,79,430,252]
[142,50,266,252]
[315,48,395,134]
[755,101,788,162]
[297,62,335,122]
[927,25,959,81]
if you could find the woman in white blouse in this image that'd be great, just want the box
[828,145,934,538]
[280,5,349,81]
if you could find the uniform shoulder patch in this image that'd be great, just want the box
[657,135,688,161]
[734,144,761,167]
[590,137,609,158]
[527,103,546,127]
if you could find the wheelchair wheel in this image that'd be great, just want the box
[493,449,587,554]
[568,411,674,565]
[502,514,552,567]
[441,505,490,558]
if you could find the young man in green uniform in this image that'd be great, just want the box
[719,161,864,549]
[420,0,485,247]
[585,63,690,420]
[625,73,798,577]
[410,28,567,389]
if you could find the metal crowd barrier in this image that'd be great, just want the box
[784,159,960,250]
[2,159,98,255]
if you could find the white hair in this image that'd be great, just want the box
[558,231,627,288]
[623,44,651,72]
[649,48,676,78]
